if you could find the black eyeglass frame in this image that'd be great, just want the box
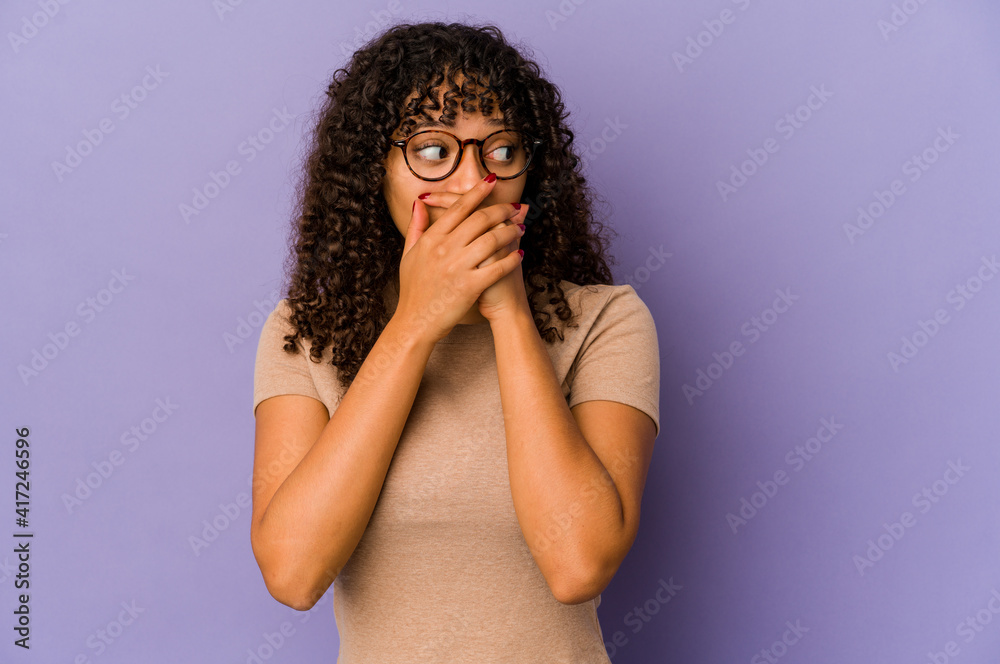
[389,129,544,182]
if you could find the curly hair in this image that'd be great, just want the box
[278,20,621,388]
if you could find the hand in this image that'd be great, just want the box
[395,176,526,344]
[419,193,531,322]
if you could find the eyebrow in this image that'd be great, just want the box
[413,117,507,130]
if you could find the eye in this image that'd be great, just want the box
[413,141,450,162]
[485,144,515,163]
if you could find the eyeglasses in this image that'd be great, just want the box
[389,129,544,182]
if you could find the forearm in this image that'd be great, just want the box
[255,314,435,606]
[491,309,626,601]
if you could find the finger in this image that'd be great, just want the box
[413,192,458,208]
[475,241,525,285]
[469,217,525,269]
[420,192,527,227]
[425,192,526,221]
[402,198,429,257]
[491,206,528,234]
[509,204,529,225]
[432,174,499,236]
[451,201,528,250]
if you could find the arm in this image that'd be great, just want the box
[490,308,657,605]
[250,314,435,611]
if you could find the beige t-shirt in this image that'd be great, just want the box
[252,280,660,663]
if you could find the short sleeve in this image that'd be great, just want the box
[252,300,323,417]
[567,285,661,437]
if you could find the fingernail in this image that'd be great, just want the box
[412,200,416,213]
[517,249,524,259]
[484,173,497,183]
[512,203,521,210]
[517,223,525,233]
[418,193,430,200]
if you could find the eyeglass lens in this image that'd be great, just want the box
[406,131,529,179]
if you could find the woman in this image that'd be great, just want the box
[250,21,660,663]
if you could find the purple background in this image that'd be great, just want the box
[3,1,1000,662]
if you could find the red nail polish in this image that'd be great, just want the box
[484,173,497,183]
[512,203,521,210]
[418,193,430,200]
[517,249,524,259]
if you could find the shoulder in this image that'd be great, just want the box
[256,298,317,359]
[553,280,655,333]
[555,281,661,435]
[253,298,334,417]
[258,299,295,344]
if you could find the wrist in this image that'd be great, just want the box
[385,312,440,353]
[486,304,534,333]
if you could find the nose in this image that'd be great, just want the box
[447,140,489,191]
